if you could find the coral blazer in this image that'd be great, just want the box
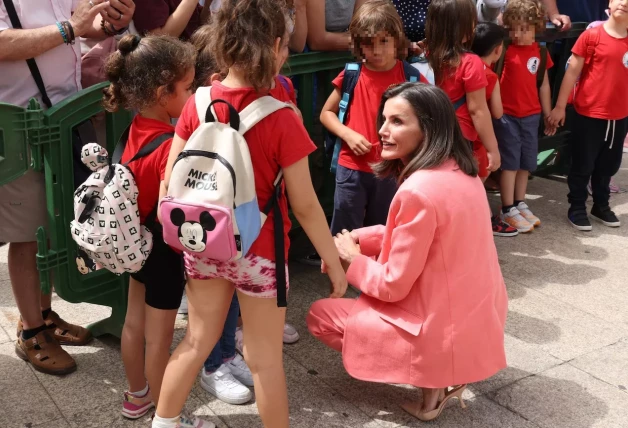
[344,160,508,388]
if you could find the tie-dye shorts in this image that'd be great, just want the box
[184,253,289,298]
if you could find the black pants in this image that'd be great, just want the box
[567,113,627,210]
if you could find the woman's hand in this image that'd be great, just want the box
[101,0,135,29]
[70,0,111,37]
[334,230,362,265]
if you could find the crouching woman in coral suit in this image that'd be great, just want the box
[307,83,509,422]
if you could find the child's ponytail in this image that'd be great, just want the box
[102,34,196,113]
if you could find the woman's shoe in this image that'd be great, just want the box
[401,384,467,422]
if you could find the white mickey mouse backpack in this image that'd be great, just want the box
[70,129,173,274]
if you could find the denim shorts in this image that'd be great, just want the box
[493,113,541,172]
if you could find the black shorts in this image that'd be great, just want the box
[131,225,185,310]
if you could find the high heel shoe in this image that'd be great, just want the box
[401,384,468,422]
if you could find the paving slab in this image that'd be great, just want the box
[504,281,626,361]
[33,417,72,428]
[0,342,63,427]
[570,340,628,393]
[490,363,628,428]
[0,324,11,344]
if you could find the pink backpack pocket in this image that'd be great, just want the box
[160,196,237,262]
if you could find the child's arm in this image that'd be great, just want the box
[489,81,504,120]
[467,88,501,171]
[320,88,372,156]
[284,157,348,298]
[549,53,585,127]
[539,71,556,136]
[158,134,187,222]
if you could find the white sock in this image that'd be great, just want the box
[152,414,180,428]
[130,382,149,397]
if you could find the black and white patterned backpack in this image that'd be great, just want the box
[69,129,173,274]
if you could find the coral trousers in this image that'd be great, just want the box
[306,298,356,352]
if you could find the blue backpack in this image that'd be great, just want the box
[325,61,425,174]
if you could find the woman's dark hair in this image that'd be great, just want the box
[190,25,224,91]
[425,0,478,85]
[471,22,506,57]
[208,0,293,92]
[103,34,196,112]
[350,0,409,61]
[373,83,478,184]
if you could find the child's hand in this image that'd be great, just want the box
[326,261,348,298]
[543,116,557,136]
[548,107,566,128]
[345,131,372,156]
[487,150,501,172]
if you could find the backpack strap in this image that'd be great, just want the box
[238,96,293,134]
[330,62,362,174]
[195,86,218,125]
[584,26,601,67]
[402,60,423,83]
[452,95,467,110]
[111,125,132,164]
[536,42,548,90]
[123,132,174,166]
[495,39,510,78]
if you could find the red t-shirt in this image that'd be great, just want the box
[175,76,315,262]
[439,53,488,142]
[485,64,498,101]
[121,115,174,224]
[500,43,554,117]
[332,60,429,173]
[572,27,628,120]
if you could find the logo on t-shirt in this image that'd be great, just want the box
[527,57,540,74]
[623,52,628,68]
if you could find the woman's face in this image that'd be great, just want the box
[378,96,423,164]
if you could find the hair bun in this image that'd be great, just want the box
[118,34,142,56]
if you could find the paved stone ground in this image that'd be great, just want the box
[2,160,628,428]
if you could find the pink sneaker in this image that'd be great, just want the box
[121,389,155,419]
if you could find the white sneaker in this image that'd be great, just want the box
[283,323,300,344]
[227,354,254,387]
[235,326,243,354]
[515,202,541,226]
[176,415,215,428]
[200,364,252,405]
[178,293,188,315]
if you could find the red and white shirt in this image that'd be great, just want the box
[499,43,554,118]
[572,27,628,120]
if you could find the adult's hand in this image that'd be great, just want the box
[101,0,135,29]
[334,230,362,265]
[70,0,111,37]
[550,13,572,31]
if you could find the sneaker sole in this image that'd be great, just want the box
[121,403,155,419]
[493,230,519,237]
[591,215,620,228]
[568,219,592,231]
[200,377,252,405]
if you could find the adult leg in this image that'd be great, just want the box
[156,278,234,419]
[8,242,44,330]
[144,305,178,407]
[307,298,356,352]
[121,277,148,393]
[237,291,288,428]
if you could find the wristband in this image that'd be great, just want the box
[63,21,75,44]
[56,22,68,44]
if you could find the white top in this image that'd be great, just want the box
[0,0,82,108]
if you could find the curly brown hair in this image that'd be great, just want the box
[190,25,224,91]
[207,0,293,92]
[425,0,478,86]
[350,0,409,61]
[502,0,546,32]
[103,34,196,112]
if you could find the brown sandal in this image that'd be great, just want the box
[17,311,93,346]
[15,330,77,375]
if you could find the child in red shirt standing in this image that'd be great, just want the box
[495,0,556,233]
[550,0,628,231]
[425,0,502,178]
[321,0,429,239]
[103,35,196,420]
[471,21,519,237]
